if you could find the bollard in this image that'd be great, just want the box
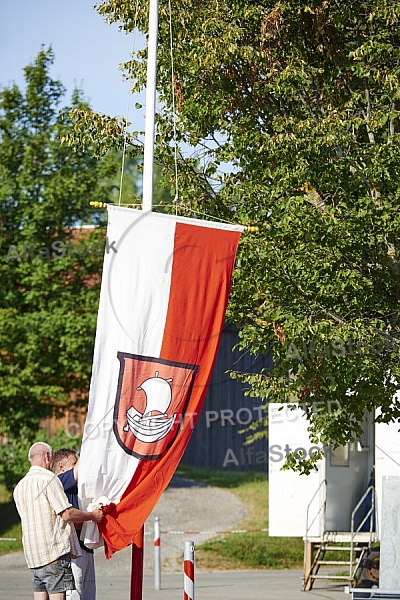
[154,517,161,590]
[183,540,195,600]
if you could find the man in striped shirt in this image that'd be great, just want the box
[13,442,103,600]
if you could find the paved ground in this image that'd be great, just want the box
[95,475,248,575]
[0,475,350,598]
[0,563,350,600]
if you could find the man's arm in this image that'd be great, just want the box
[59,506,103,524]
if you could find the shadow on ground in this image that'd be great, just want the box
[168,476,209,488]
[0,500,20,537]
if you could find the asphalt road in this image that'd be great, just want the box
[0,566,350,600]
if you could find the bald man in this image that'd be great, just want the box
[13,442,104,600]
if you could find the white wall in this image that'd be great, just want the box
[268,404,322,537]
[269,404,374,538]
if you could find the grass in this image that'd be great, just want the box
[176,465,304,570]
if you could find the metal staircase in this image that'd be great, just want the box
[303,485,377,591]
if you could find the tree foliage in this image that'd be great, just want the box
[90,1,400,469]
[0,48,120,437]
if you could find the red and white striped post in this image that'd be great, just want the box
[154,517,161,590]
[183,541,195,600]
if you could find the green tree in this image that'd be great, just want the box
[0,48,119,437]
[108,153,173,207]
[93,1,400,468]
[98,0,400,468]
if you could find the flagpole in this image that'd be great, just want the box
[130,526,144,600]
[142,0,159,212]
[131,0,159,596]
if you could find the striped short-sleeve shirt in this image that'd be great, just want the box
[13,465,81,568]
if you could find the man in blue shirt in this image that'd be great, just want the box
[53,448,96,600]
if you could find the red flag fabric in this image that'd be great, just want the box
[78,206,243,558]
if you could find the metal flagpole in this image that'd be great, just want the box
[142,0,159,212]
[131,0,159,594]
[130,526,144,600]
[154,517,161,590]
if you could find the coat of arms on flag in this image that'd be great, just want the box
[114,352,198,460]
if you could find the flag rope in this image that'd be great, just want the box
[168,0,179,208]
[153,527,268,535]
[118,0,141,207]
[88,201,259,232]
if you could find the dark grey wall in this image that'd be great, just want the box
[182,324,271,472]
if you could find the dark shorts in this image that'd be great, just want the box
[31,553,75,593]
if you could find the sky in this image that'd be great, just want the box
[0,0,145,129]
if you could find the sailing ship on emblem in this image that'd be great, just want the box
[123,371,177,443]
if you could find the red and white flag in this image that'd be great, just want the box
[78,206,243,558]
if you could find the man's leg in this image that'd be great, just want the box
[67,556,83,600]
[82,551,96,600]
[32,555,71,600]
[33,593,65,600]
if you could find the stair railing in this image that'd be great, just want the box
[303,479,327,590]
[305,478,327,543]
[350,485,376,581]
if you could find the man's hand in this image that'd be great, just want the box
[90,507,104,523]
[60,506,104,524]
